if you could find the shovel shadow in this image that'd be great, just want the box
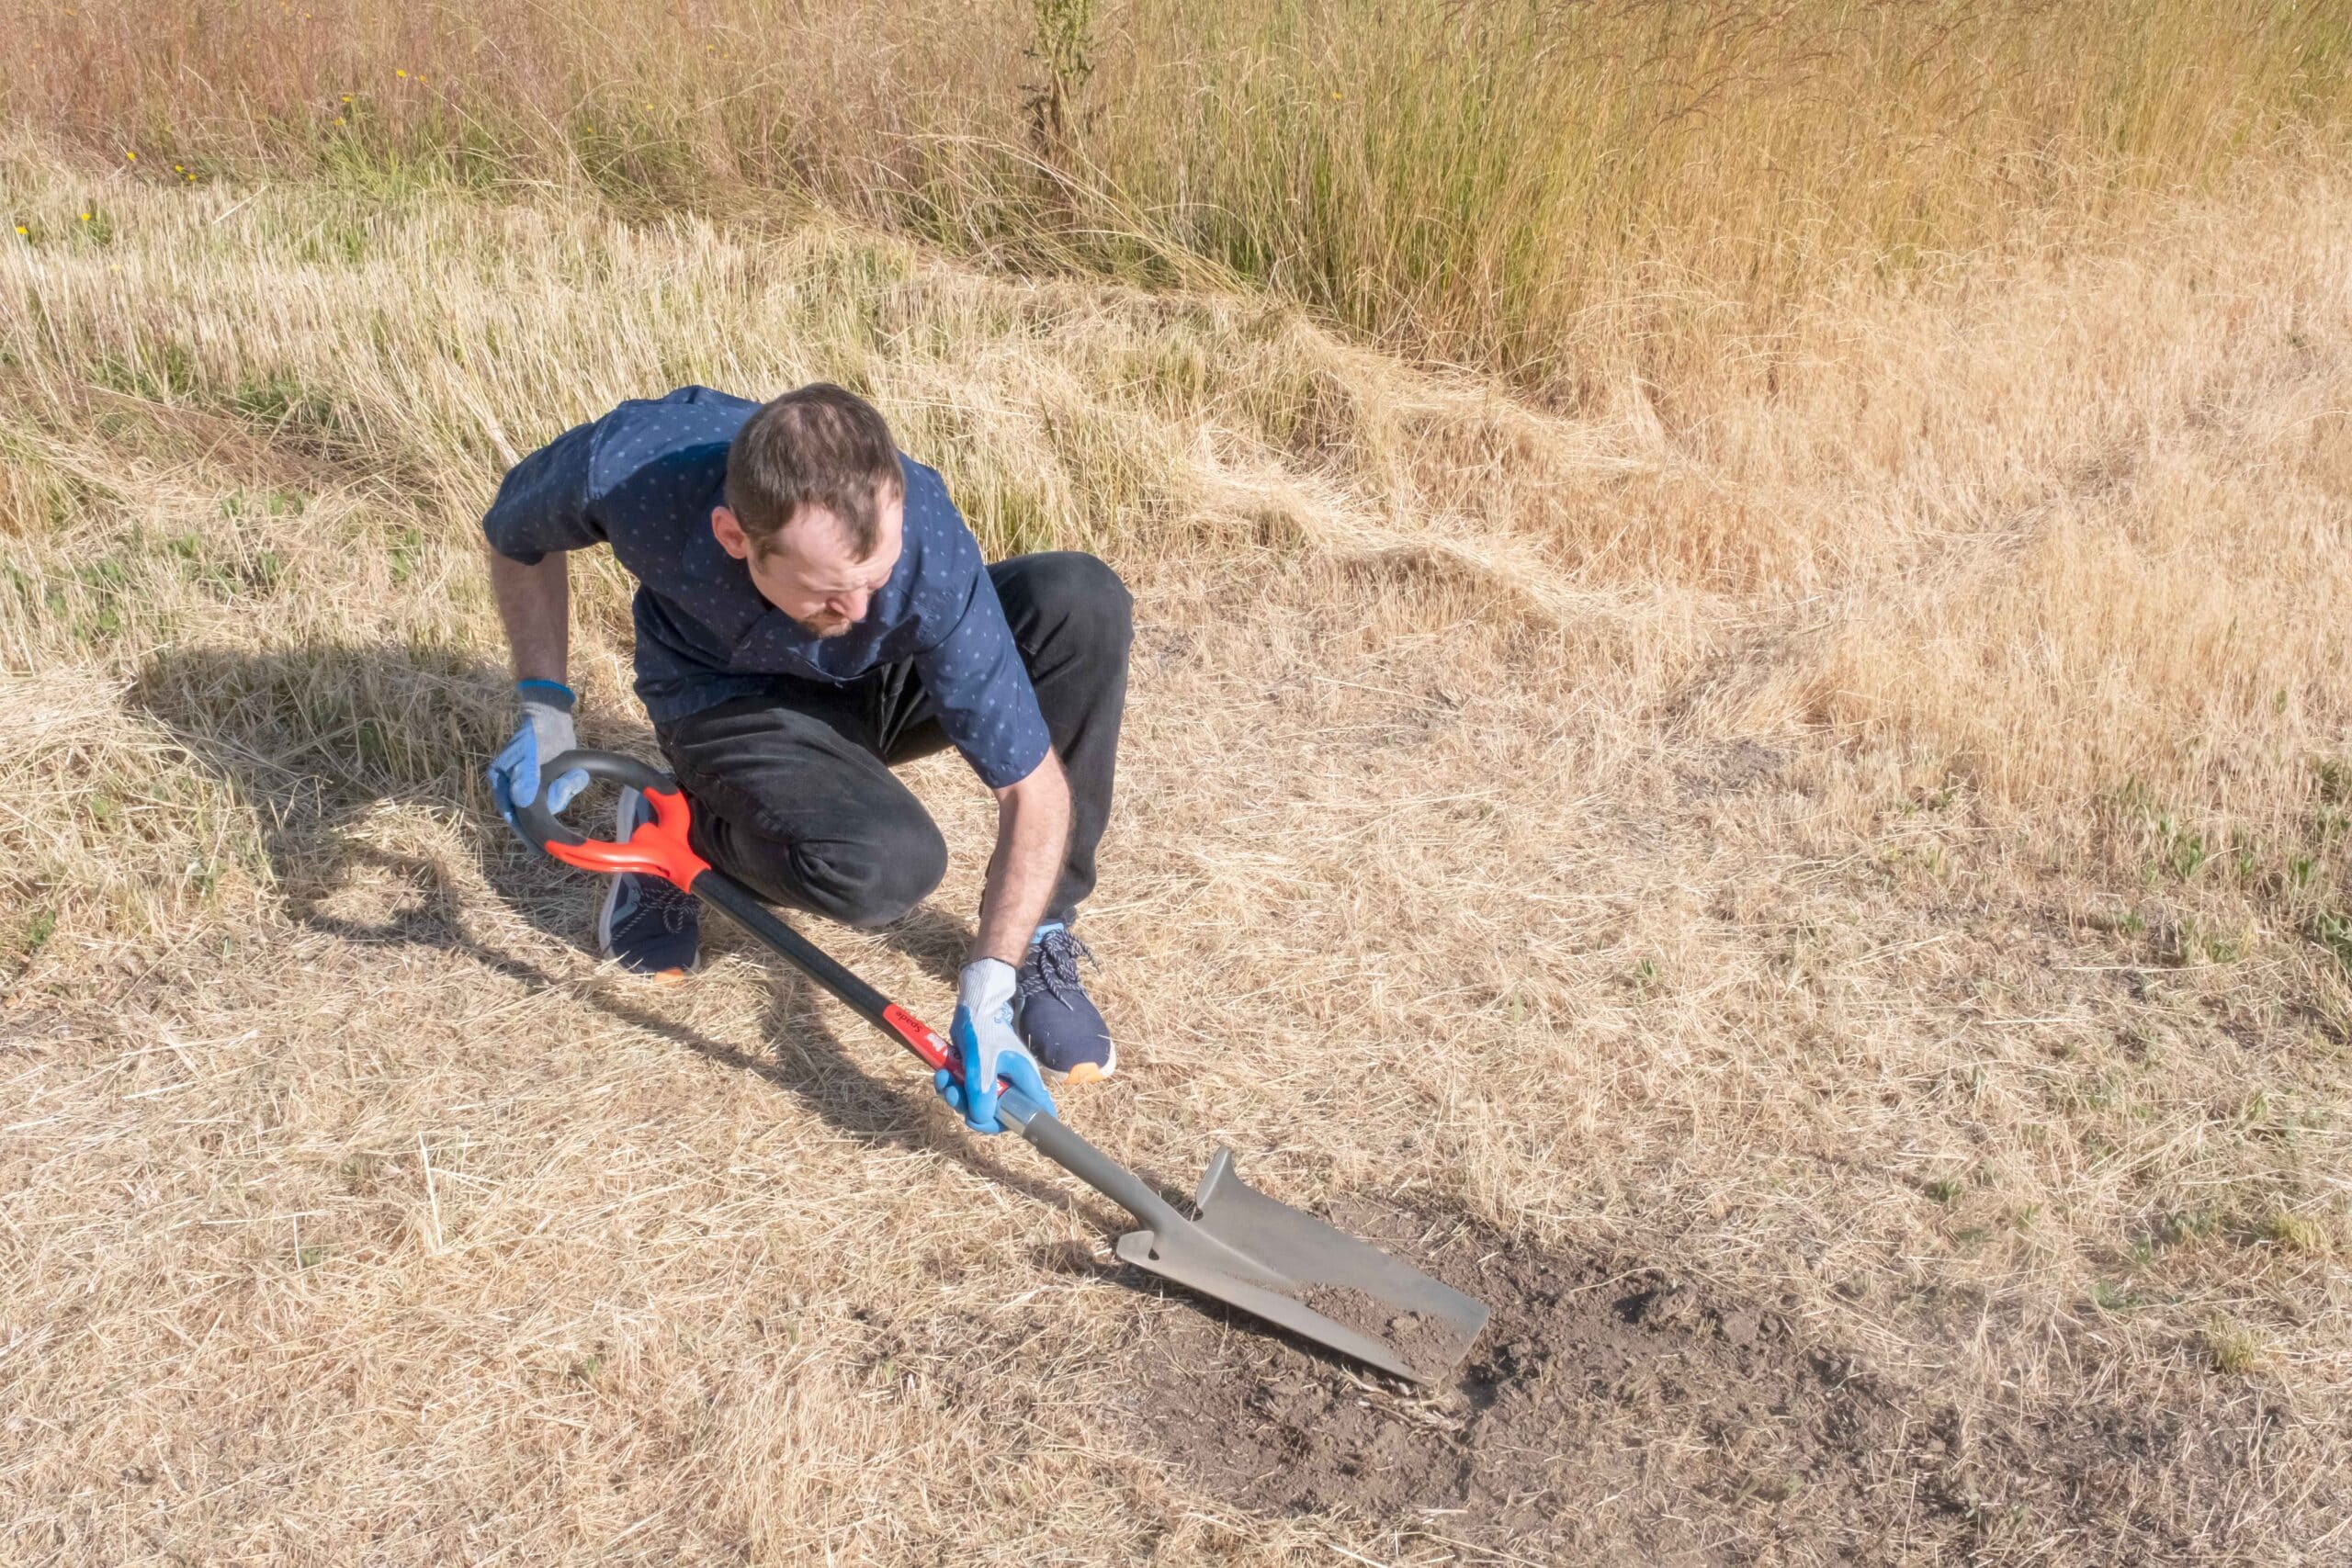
[128,637,1100,1218]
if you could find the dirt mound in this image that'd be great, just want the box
[1122,1201,2052,1562]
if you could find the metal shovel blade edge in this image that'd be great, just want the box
[1113,1147,1490,1383]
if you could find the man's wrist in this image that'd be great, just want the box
[515,677,575,710]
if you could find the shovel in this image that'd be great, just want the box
[513,749,1489,1382]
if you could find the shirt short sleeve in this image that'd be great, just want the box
[481,418,605,565]
[920,565,1053,790]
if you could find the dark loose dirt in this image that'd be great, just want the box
[1117,1198,2255,1564]
[1295,1284,1475,1380]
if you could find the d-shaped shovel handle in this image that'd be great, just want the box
[509,748,713,891]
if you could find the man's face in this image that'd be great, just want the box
[712,489,905,638]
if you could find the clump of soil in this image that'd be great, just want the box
[1116,1198,2253,1562]
[1295,1284,1474,1379]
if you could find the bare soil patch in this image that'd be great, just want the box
[1120,1199,2249,1563]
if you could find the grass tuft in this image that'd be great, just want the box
[2204,1320,2266,1377]
[2259,1211,2333,1257]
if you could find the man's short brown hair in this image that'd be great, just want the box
[724,383,904,558]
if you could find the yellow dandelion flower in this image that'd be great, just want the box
[14,225,26,236]
[334,117,345,126]
[78,212,90,221]
[174,164,183,172]
[396,69,407,79]
[341,95,352,102]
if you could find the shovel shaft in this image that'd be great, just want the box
[707,869,1193,1239]
[692,872,957,1077]
[707,875,1191,1240]
[1015,1106,1193,1235]
[517,757,1231,1275]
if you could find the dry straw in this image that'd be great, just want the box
[0,6,2349,1555]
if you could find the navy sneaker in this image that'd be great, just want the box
[595,787,699,980]
[1013,923,1115,1082]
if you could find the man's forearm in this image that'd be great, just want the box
[973,751,1070,967]
[487,550,571,685]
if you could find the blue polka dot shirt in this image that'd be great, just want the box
[481,386,1052,789]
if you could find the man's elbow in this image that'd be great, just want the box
[995,748,1069,807]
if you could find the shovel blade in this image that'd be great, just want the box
[1114,1147,1489,1382]
[1114,1228,1431,1381]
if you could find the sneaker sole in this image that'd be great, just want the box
[1047,1041,1117,1086]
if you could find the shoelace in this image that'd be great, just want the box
[1018,928,1093,1010]
[628,874,697,935]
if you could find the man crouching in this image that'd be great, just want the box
[479,384,1127,1124]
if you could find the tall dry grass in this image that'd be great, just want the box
[3,0,2346,391]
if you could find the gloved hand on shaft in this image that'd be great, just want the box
[486,679,589,828]
[936,958,1057,1134]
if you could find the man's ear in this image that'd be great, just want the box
[711,504,753,562]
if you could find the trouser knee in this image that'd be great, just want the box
[1000,552,1134,660]
[779,812,948,930]
[691,795,947,930]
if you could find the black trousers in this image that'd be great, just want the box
[654,552,1131,929]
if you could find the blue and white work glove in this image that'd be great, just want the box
[936,958,1057,1134]
[485,679,588,828]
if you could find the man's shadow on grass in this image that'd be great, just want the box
[130,637,1094,1223]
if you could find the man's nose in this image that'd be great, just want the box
[832,590,869,621]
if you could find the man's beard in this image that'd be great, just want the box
[795,611,854,638]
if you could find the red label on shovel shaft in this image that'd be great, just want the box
[882,1004,954,1076]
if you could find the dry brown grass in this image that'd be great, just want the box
[4,0,2346,393]
[3,136,2351,1561]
